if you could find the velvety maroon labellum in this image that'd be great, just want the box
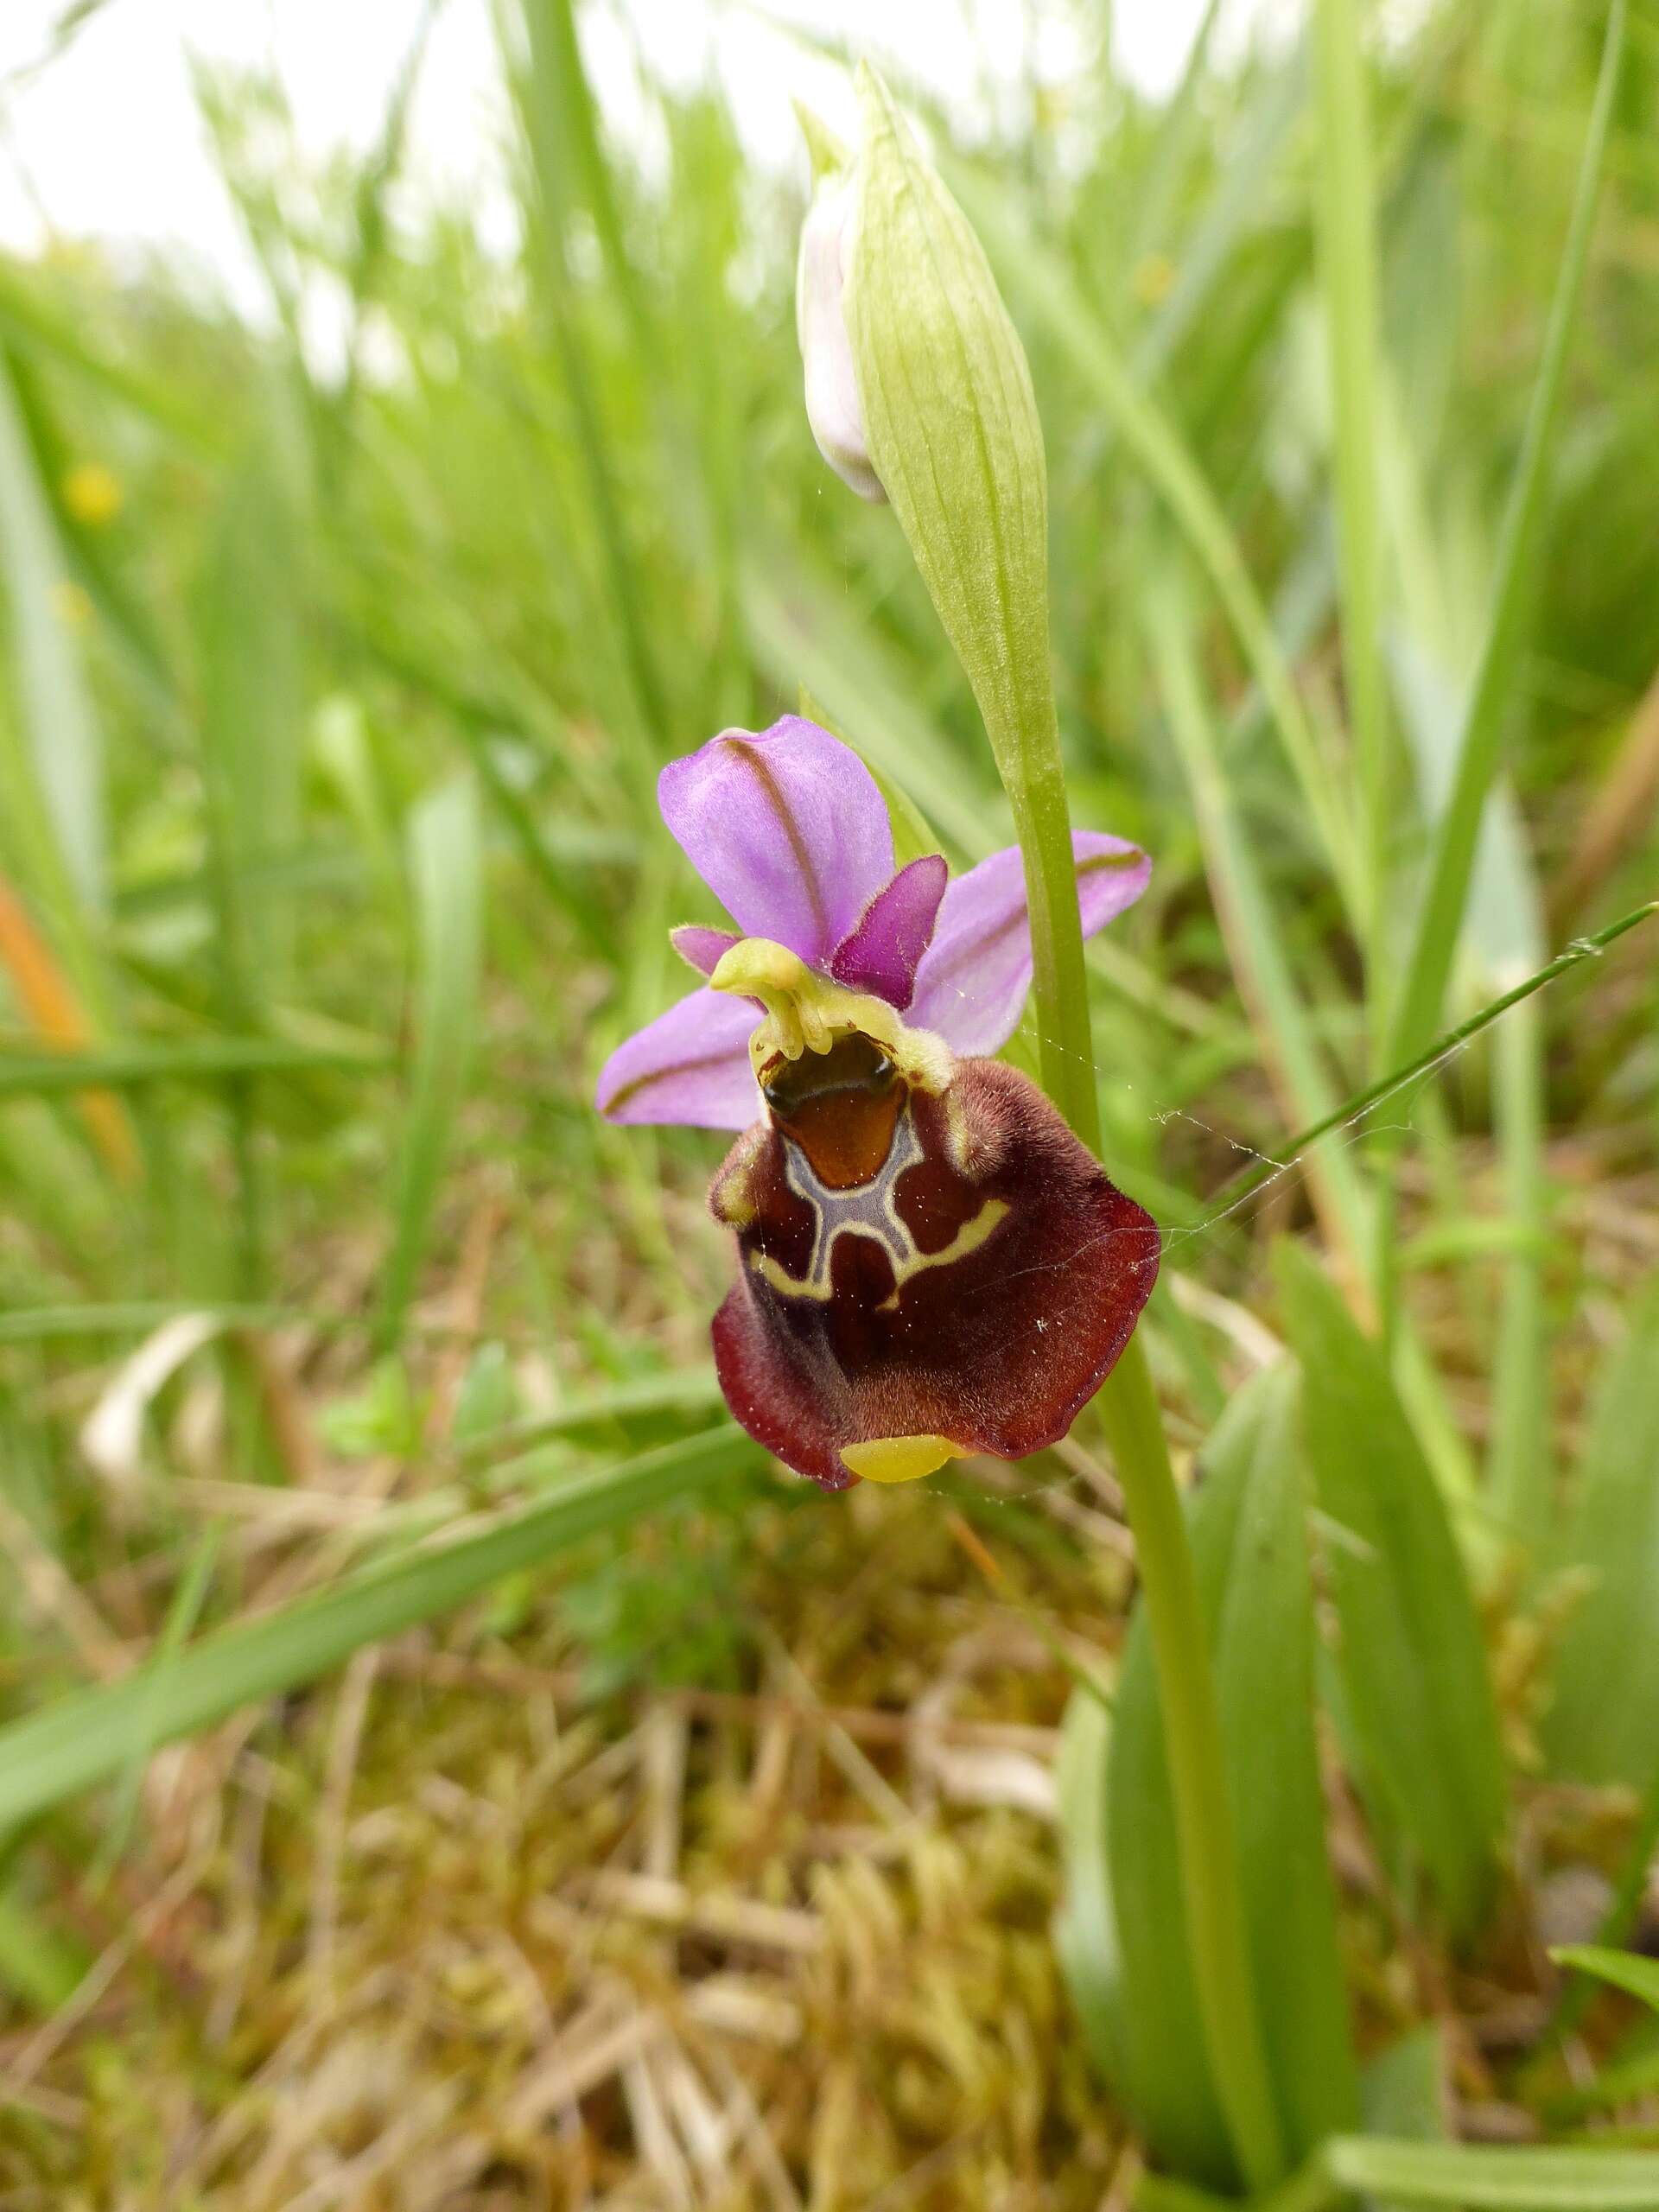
[709,1048,1160,1490]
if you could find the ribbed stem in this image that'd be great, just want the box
[1012,702,1286,2195]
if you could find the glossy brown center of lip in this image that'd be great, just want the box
[761,1032,903,1190]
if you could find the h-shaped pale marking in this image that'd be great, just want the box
[750,1108,1007,1306]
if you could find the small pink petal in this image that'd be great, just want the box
[670,925,741,978]
[909,833,1150,1057]
[830,854,948,1008]
[658,718,894,968]
[595,987,760,1129]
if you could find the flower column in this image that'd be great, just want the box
[815,67,1287,2192]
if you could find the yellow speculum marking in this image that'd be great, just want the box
[841,1433,959,1484]
[876,1196,1007,1305]
[747,1193,1008,1304]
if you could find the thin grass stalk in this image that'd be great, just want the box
[1203,902,1658,1217]
[507,0,669,760]
[1488,995,1550,1548]
[1124,0,1227,277]
[0,1037,391,1096]
[1386,0,1626,1069]
[1146,576,1369,1270]
[946,168,1366,933]
[376,777,484,1352]
[1313,0,1389,1008]
[0,345,106,920]
[1145,577,1476,1501]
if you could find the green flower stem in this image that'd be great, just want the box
[843,68,1284,2190]
[1003,758,1103,1149]
[1014,645,1285,2204]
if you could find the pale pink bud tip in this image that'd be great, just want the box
[796,178,886,505]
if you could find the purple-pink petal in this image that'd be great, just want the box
[829,854,949,1010]
[595,986,760,1130]
[908,832,1150,1058]
[657,717,893,968]
[670,924,742,979]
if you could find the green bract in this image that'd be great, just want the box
[841,65,1096,1145]
[843,67,1052,819]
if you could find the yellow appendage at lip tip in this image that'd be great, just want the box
[841,1433,959,1484]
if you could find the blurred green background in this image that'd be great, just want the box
[0,0,1656,2200]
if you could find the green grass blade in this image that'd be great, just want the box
[1148,575,1474,1502]
[1543,1768,1659,2060]
[1070,1369,1357,2192]
[1,343,181,723]
[328,0,441,458]
[950,167,1364,928]
[1550,1948,1659,2017]
[1053,1689,1130,2098]
[194,436,308,1295]
[1488,995,1552,1548]
[1364,2026,1450,2140]
[196,445,306,999]
[1324,2138,1659,2209]
[1541,1273,1659,1787]
[1386,0,1627,1066]
[0,262,225,456]
[1384,492,1554,1531]
[0,1427,754,1835]
[0,1886,89,2015]
[1146,576,1368,1265]
[377,774,485,1349]
[505,0,668,748]
[0,1036,391,1096]
[1134,48,1306,388]
[454,1366,725,1465]
[92,1527,219,1883]
[1313,0,1389,993]
[1275,1241,1506,1936]
[1217,1371,1360,2162]
[518,0,651,354]
[1363,2027,1452,2212]
[1122,0,1226,283]
[1204,904,1659,1218]
[0,344,106,919]
[0,1303,289,1345]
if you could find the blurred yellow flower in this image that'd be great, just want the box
[63,461,123,527]
[1132,252,1177,307]
[50,579,92,630]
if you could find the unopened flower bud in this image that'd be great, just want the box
[796,152,886,504]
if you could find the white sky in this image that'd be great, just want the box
[0,0,1297,315]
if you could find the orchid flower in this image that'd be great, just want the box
[596,715,1160,1491]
